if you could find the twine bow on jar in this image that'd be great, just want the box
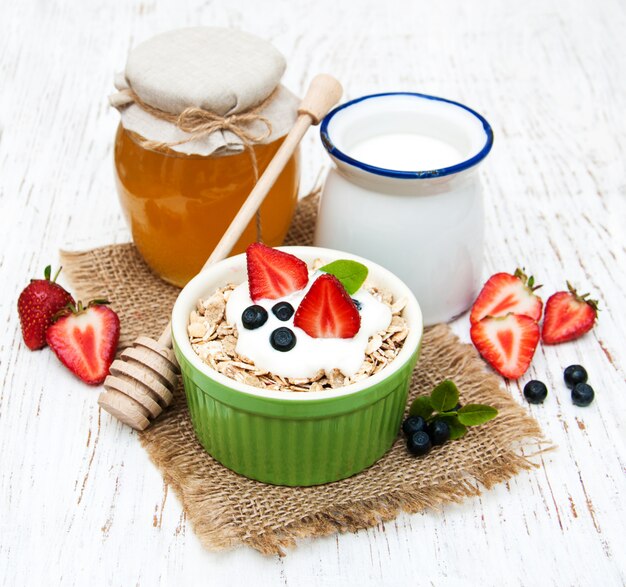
[119,88,275,159]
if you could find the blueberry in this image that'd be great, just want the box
[524,380,548,404]
[402,416,427,437]
[572,382,594,407]
[564,365,588,389]
[407,431,432,456]
[452,403,462,412]
[242,305,268,330]
[271,301,294,321]
[270,327,296,352]
[351,298,363,311]
[428,419,450,445]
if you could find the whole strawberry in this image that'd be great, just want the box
[542,282,599,344]
[46,300,120,385]
[17,266,75,350]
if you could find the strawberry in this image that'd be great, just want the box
[246,243,309,302]
[17,265,75,350]
[46,300,120,385]
[470,269,543,324]
[542,282,598,344]
[470,313,540,379]
[294,274,360,338]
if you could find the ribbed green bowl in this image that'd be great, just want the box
[171,246,423,486]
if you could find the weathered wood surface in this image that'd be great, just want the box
[1,0,625,584]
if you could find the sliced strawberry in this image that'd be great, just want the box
[46,301,120,385]
[18,265,75,350]
[542,282,598,344]
[470,269,543,324]
[246,243,309,302]
[294,274,360,338]
[470,313,540,379]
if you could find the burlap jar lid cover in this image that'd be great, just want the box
[109,27,299,156]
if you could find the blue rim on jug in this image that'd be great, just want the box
[320,91,494,180]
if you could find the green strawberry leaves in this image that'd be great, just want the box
[408,380,498,440]
[42,265,63,283]
[319,260,368,295]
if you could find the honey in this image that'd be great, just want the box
[114,125,300,286]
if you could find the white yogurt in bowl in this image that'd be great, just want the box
[225,271,392,379]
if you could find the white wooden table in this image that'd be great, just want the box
[1,0,625,584]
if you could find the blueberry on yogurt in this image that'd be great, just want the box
[271,301,294,321]
[241,305,268,330]
[270,327,297,352]
[351,298,363,311]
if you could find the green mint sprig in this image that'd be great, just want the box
[319,259,368,295]
[409,380,498,440]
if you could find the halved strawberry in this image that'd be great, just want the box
[470,313,540,379]
[294,274,360,338]
[542,282,598,344]
[17,265,75,350]
[46,300,120,385]
[470,269,543,324]
[246,243,309,302]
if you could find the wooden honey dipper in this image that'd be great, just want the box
[98,74,343,430]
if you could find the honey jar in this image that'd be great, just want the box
[110,28,300,286]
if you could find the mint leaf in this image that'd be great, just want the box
[457,404,498,426]
[437,415,467,440]
[430,380,460,412]
[319,260,368,295]
[409,396,433,419]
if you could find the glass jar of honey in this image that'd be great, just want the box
[110,27,301,286]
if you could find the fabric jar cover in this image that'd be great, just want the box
[109,27,299,156]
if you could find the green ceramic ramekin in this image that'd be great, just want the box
[171,246,423,486]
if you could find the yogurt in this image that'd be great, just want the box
[225,272,393,379]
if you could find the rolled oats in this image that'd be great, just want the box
[326,369,346,388]
[188,321,207,339]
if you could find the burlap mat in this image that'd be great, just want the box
[60,193,546,556]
